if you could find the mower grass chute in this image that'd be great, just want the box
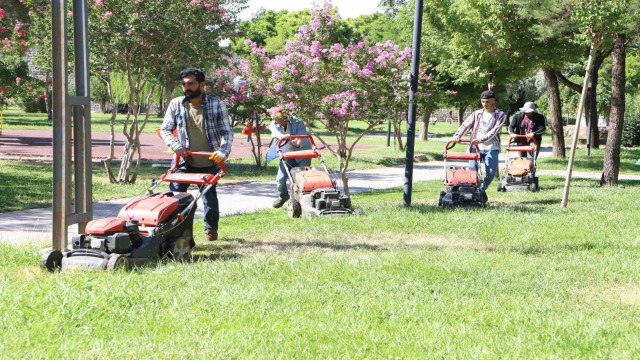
[497,135,539,192]
[277,135,354,218]
[41,151,226,272]
[438,139,487,208]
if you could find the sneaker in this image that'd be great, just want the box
[272,196,289,208]
[205,229,218,242]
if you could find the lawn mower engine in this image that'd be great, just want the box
[40,152,226,272]
[438,166,487,208]
[290,167,352,218]
[52,191,196,271]
[438,140,487,208]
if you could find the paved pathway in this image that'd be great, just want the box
[0,161,446,245]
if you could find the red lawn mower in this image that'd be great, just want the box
[438,139,487,208]
[41,151,226,271]
[277,135,353,218]
[497,135,539,192]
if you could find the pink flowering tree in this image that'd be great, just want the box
[207,60,270,167]
[26,0,244,183]
[0,4,45,110]
[244,2,412,195]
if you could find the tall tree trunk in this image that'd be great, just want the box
[392,120,404,150]
[544,68,565,158]
[601,33,626,186]
[164,70,176,115]
[418,112,430,140]
[458,104,468,126]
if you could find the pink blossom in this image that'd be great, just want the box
[68,11,73,16]
[15,77,22,83]
[309,18,321,31]
[34,97,40,103]
[95,0,103,6]
[274,83,283,92]
[18,30,25,37]
[41,94,48,99]
[219,7,226,14]
[27,86,32,91]
[14,23,21,31]
[103,11,113,19]
[0,88,5,93]
[0,8,4,21]
[0,27,6,34]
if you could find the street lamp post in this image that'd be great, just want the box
[403,0,424,207]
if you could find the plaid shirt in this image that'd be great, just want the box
[454,109,506,151]
[161,94,233,165]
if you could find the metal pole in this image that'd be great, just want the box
[52,0,69,251]
[403,0,423,207]
[73,0,92,233]
[387,119,391,147]
[562,45,596,208]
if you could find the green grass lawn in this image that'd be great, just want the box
[537,147,640,174]
[1,176,640,358]
[1,107,166,133]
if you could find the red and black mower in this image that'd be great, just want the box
[496,135,539,192]
[438,139,487,208]
[40,151,226,271]
[277,135,353,218]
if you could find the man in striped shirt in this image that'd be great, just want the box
[452,90,506,190]
[161,68,233,242]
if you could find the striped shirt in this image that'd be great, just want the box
[161,94,233,166]
[454,109,506,151]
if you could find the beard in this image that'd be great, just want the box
[184,88,202,100]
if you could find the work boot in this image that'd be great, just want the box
[272,196,289,208]
[205,229,218,242]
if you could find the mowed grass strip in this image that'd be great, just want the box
[1,177,640,358]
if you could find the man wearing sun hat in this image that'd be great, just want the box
[452,90,506,190]
[509,101,546,158]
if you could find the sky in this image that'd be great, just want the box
[238,0,382,21]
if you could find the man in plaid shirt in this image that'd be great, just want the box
[452,90,505,191]
[161,68,233,242]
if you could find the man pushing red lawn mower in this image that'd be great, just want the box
[41,151,225,271]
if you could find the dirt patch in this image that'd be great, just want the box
[585,282,640,306]
[199,232,490,258]
[373,232,492,250]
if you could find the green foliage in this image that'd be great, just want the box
[420,0,540,86]
[232,9,312,56]
[346,13,400,45]
[623,93,640,146]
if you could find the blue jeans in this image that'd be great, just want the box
[468,149,499,190]
[169,164,219,231]
[276,158,311,198]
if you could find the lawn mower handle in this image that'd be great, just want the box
[276,134,317,152]
[508,135,538,152]
[170,151,227,175]
[443,139,481,161]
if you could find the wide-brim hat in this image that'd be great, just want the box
[520,101,536,113]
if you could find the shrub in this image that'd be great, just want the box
[622,93,640,147]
